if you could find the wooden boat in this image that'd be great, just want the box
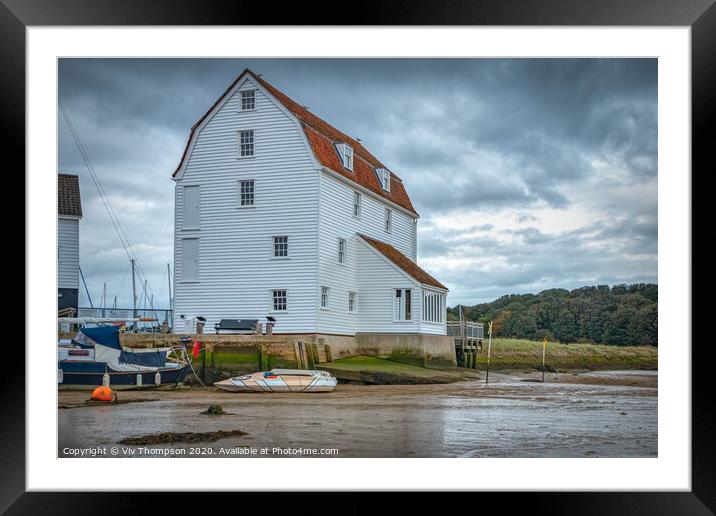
[58,325,189,390]
[214,369,337,393]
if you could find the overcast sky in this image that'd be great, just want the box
[58,58,657,309]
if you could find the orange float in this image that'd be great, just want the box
[90,385,114,402]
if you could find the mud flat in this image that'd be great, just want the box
[58,370,657,458]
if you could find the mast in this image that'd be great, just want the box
[131,258,137,332]
[79,266,93,309]
[101,282,106,317]
[167,262,173,331]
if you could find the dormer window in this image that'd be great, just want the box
[376,168,391,192]
[337,143,353,171]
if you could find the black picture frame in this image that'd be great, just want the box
[4,0,710,512]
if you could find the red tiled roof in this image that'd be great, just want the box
[359,234,447,290]
[173,69,418,216]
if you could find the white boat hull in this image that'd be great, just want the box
[214,369,337,393]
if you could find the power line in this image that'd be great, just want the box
[59,101,159,301]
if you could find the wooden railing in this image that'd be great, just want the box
[446,320,484,339]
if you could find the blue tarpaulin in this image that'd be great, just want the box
[77,326,122,350]
[119,350,166,367]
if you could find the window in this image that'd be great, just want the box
[182,185,200,229]
[353,191,362,218]
[348,291,356,313]
[240,89,256,110]
[239,130,254,157]
[337,143,353,171]
[394,289,412,321]
[239,180,255,206]
[321,286,329,309]
[384,208,392,232]
[182,238,199,282]
[272,289,287,312]
[376,168,391,192]
[338,238,346,264]
[423,291,444,323]
[272,236,288,258]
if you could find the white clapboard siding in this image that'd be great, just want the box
[355,238,422,333]
[58,217,79,289]
[316,173,419,334]
[173,77,320,333]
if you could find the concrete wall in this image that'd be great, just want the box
[356,333,456,369]
[58,331,456,374]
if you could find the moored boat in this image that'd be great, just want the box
[214,369,337,393]
[58,325,189,390]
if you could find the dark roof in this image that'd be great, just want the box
[173,69,418,216]
[359,234,447,290]
[58,174,82,217]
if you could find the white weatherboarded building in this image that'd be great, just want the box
[58,173,83,313]
[172,69,447,337]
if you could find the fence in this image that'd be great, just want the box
[77,307,173,332]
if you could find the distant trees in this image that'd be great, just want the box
[448,283,658,346]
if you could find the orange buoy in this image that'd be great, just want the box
[90,385,114,402]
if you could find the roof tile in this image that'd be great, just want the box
[58,173,82,217]
[173,69,418,216]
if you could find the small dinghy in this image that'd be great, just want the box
[214,369,337,393]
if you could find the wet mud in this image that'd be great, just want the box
[59,370,657,458]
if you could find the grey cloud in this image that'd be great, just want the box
[59,58,657,307]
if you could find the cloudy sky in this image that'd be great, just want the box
[58,58,657,308]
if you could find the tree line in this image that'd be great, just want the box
[448,284,657,346]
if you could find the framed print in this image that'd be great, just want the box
[5,0,711,511]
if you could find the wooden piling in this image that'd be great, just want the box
[305,342,315,369]
[259,343,269,371]
[324,344,333,363]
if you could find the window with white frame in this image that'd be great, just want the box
[321,286,329,309]
[272,289,287,312]
[353,191,361,218]
[338,238,346,264]
[239,130,254,157]
[348,291,356,313]
[338,143,353,171]
[239,179,255,206]
[394,289,412,321]
[376,168,391,192]
[272,236,288,258]
[384,208,392,232]
[423,290,444,323]
[240,89,256,111]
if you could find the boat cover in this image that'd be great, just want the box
[73,326,122,350]
[119,349,166,367]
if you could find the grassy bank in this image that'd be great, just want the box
[319,356,478,384]
[479,338,658,371]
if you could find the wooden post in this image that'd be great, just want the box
[260,343,269,371]
[325,344,333,363]
[305,342,315,369]
[485,321,493,385]
[542,338,547,383]
[312,343,320,365]
[201,345,207,382]
[294,342,304,369]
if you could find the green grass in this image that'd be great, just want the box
[477,338,658,371]
[321,356,439,377]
